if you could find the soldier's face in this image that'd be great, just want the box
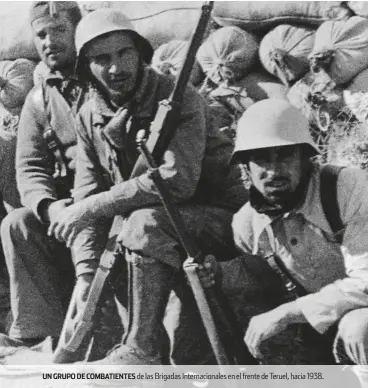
[86,32,140,107]
[248,145,305,205]
[33,12,77,71]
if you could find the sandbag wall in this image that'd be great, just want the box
[2,2,368,148]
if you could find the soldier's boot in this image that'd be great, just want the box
[90,252,174,365]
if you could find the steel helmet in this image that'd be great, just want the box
[232,99,320,162]
[75,8,153,64]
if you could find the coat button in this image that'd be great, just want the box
[290,237,298,246]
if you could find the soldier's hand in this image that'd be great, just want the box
[197,254,219,288]
[48,201,93,246]
[43,198,73,224]
[244,302,305,360]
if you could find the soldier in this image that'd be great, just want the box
[50,9,248,365]
[199,99,368,365]
[0,1,85,350]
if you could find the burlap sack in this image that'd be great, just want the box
[310,16,368,85]
[78,1,204,49]
[259,25,315,86]
[213,1,351,31]
[197,26,258,86]
[0,2,39,61]
[0,59,36,115]
[151,40,204,86]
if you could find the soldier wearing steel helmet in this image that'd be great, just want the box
[49,8,248,365]
[199,98,368,365]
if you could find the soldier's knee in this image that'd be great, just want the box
[121,208,167,244]
[1,208,39,241]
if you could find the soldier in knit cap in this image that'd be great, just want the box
[0,1,91,354]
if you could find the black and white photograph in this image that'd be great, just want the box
[0,1,367,387]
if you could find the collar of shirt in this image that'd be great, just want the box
[90,66,161,127]
[251,163,334,245]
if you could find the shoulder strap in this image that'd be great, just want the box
[320,164,345,243]
[33,81,69,179]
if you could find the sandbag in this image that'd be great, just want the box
[259,25,315,86]
[0,59,36,115]
[346,67,368,93]
[310,16,368,85]
[197,26,258,86]
[213,2,351,31]
[78,1,204,49]
[239,72,288,102]
[347,2,368,17]
[151,40,204,86]
[0,2,39,61]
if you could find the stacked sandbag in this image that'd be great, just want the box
[347,2,368,17]
[0,59,36,117]
[151,40,204,86]
[213,2,352,31]
[197,26,258,86]
[0,2,39,61]
[309,16,368,85]
[259,25,315,86]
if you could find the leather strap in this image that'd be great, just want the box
[320,164,345,244]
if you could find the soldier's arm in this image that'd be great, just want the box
[72,88,207,219]
[71,111,113,278]
[16,86,58,219]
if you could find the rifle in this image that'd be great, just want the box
[137,132,256,367]
[52,1,215,363]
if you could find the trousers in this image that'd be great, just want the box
[118,204,239,364]
[1,208,74,339]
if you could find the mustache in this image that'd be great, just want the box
[109,74,130,82]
